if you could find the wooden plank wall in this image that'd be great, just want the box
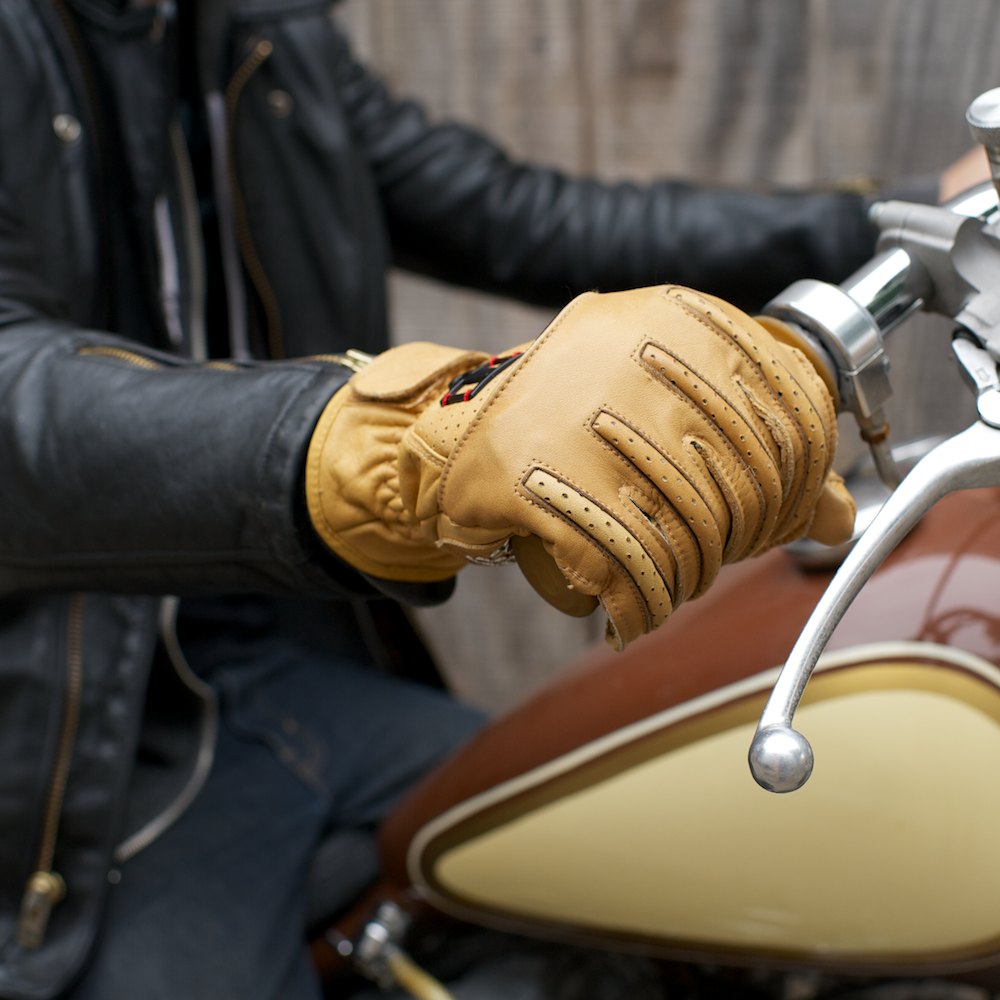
[334,0,1000,710]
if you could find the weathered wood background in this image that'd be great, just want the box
[335,0,1000,710]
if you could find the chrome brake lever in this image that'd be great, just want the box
[748,342,1000,793]
[745,88,1000,793]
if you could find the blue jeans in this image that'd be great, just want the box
[68,599,486,1000]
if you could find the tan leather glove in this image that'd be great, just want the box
[306,285,854,648]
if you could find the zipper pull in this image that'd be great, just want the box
[16,870,66,949]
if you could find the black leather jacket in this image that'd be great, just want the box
[0,1,878,996]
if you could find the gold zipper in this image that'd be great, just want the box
[76,345,163,370]
[16,594,86,949]
[78,346,243,372]
[225,39,285,360]
[305,349,375,373]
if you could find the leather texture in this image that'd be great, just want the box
[306,341,490,580]
[308,285,853,648]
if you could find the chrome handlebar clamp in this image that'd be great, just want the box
[764,277,900,489]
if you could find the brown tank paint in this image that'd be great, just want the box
[380,487,1000,884]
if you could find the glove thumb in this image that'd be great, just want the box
[511,535,600,618]
[806,470,856,546]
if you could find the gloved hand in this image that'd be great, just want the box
[305,285,854,648]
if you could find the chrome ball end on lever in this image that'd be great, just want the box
[748,725,814,793]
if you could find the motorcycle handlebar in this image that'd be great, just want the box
[761,182,1000,492]
[746,101,1000,793]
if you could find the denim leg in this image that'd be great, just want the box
[68,717,330,1000]
[204,635,487,831]
[67,622,486,1000]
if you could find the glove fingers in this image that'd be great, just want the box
[639,334,777,555]
[805,471,857,546]
[510,466,684,645]
[738,367,832,549]
[666,290,840,544]
[588,411,725,598]
[764,341,840,537]
[521,468,678,629]
[588,572,665,651]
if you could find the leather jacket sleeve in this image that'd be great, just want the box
[334,31,879,313]
[0,25,378,602]
[0,316,362,598]
[0,174,361,598]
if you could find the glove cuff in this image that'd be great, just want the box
[304,342,488,581]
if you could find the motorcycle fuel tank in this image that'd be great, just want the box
[382,487,1000,977]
